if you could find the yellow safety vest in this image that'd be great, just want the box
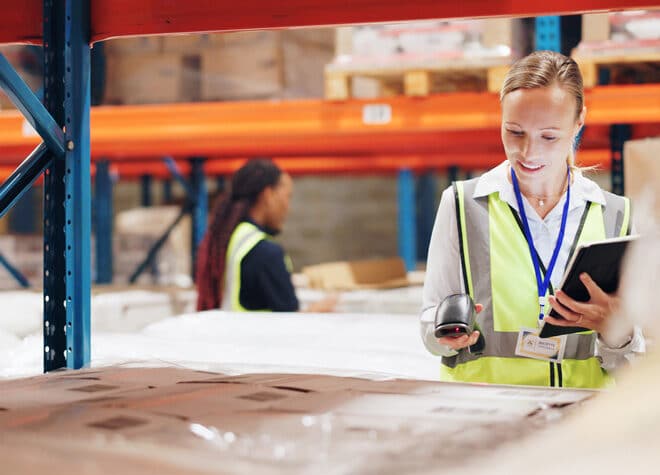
[222,222,268,312]
[441,179,631,388]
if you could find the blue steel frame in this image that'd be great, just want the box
[64,0,92,370]
[189,157,208,278]
[397,169,416,271]
[162,179,173,203]
[95,160,113,284]
[0,252,30,288]
[0,55,66,158]
[415,172,436,262]
[128,203,193,284]
[0,4,95,370]
[43,0,92,371]
[140,174,153,207]
[610,124,631,196]
[535,16,561,51]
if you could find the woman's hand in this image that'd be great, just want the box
[544,273,623,336]
[304,293,339,313]
[437,304,483,350]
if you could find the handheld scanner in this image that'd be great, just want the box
[433,294,485,354]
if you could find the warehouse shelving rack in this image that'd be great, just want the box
[0,0,657,373]
[0,87,657,285]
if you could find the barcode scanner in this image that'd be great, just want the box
[434,294,485,354]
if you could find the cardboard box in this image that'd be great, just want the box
[104,53,198,105]
[624,137,660,225]
[302,257,410,290]
[346,18,522,60]
[200,32,283,101]
[282,29,335,98]
[161,32,223,53]
[0,365,595,474]
[581,10,660,44]
[103,36,163,55]
[582,13,611,43]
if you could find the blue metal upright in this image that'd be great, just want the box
[0,143,52,219]
[397,169,416,272]
[95,160,113,284]
[140,174,153,207]
[0,54,65,158]
[190,157,208,279]
[43,0,91,371]
[416,172,436,262]
[535,16,561,52]
[610,124,631,196]
[162,179,173,203]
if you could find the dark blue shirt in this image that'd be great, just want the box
[239,221,299,312]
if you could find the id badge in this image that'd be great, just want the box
[515,327,566,363]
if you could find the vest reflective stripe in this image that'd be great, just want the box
[441,356,608,388]
[222,222,267,312]
[602,190,631,238]
[442,178,631,388]
[453,181,475,297]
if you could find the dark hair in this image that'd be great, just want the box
[196,159,282,311]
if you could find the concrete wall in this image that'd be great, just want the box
[279,176,400,269]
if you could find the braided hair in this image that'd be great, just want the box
[196,159,283,311]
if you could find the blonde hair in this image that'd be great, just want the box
[500,50,587,172]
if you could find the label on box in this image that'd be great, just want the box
[362,104,391,125]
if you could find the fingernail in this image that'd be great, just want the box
[580,273,587,279]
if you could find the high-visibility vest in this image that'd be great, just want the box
[442,179,631,388]
[221,222,268,312]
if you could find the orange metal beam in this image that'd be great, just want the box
[1,0,658,45]
[0,86,657,163]
[0,149,613,181]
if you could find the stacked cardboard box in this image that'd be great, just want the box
[114,206,192,285]
[103,36,199,105]
[281,29,336,99]
[575,11,660,87]
[0,365,594,473]
[302,257,411,291]
[327,19,526,98]
[103,28,336,104]
[199,31,283,101]
[581,11,660,44]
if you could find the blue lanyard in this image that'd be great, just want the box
[510,166,571,322]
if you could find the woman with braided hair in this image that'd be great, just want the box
[196,159,336,313]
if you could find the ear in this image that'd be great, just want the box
[576,105,586,134]
[260,186,274,205]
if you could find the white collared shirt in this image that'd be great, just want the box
[420,161,644,368]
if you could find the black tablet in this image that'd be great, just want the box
[539,235,637,338]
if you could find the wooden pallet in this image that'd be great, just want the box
[325,56,511,100]
[572,49,660,87]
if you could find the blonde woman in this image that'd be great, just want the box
[420,51,644,388]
